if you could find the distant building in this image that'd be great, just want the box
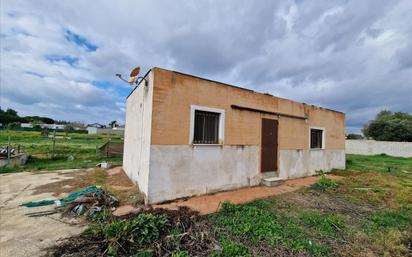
[87,123,124,136]
[19,123,65,130]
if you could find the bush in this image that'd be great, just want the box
[311,175,338,191]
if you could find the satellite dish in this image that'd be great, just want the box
[128,66,140,85]
[115,66,146,86]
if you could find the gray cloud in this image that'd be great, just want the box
[1,0,411,131]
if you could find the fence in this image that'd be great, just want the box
[99,141,124,157]
[345,140,412,158]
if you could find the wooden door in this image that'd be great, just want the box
[261,119,278,172]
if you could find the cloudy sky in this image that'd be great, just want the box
[1,0,411,132]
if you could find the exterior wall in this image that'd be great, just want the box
[147,145,260,204]
[87,127,124,135]
[279,149,345,179]
[346,140,412,157]
[123,71,154,200]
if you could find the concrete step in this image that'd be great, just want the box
[261,177,284,187]
[262,171,279,178]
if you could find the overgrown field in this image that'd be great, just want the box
[48,154,412,257]
[0,130,122,173]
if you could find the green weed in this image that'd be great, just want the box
[89,213,168,256]
[212,239,250,257]
[366,210,411,231]
[299,211,345,236]
[311,175,339,191]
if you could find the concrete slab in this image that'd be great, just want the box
[0,171,86,257]
[154,174,342,215]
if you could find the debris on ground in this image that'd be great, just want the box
[45,206,217,257]
[96,161,112,169]
[20,185,119,218]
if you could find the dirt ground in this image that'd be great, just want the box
[155,175,343,215]
[0,167,142,257]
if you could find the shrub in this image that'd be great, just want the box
[311,175,338,191]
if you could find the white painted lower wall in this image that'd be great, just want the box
[147,145,260,204]
[145,145,345,204]
[279,149,345,179]
[345,140,412,157]
[123,73,154,200]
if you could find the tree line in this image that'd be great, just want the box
[0,107,55,126]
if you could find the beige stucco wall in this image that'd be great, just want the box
[150,67,345,150]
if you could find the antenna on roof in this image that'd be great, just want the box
[115,66,146,86]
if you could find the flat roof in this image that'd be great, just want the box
[127,67,344,114]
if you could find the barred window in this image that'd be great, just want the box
[193,110,220,144]
[310,129,323,149]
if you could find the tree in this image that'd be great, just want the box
[0,107,26,125]
[363,110,412,142]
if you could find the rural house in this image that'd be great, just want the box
[123,67,345,204]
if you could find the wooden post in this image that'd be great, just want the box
[52,130,56,159]
[7,128,11,165]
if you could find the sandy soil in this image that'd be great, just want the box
[0,170,87,257]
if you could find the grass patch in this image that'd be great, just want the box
[299,211,345,236]
[0,130,122,172]
[346,154,412,175]
[214,201,330,256]
[366,210,411,231]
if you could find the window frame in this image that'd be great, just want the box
[189,105,225,145]
[309,126,325,150]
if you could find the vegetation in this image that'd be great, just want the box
[48,154,412,257]
[0,130,122,173]
[363,110,412,142]
[346,133,363,139]
[0,107,55,126]
[311,175,339,191]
